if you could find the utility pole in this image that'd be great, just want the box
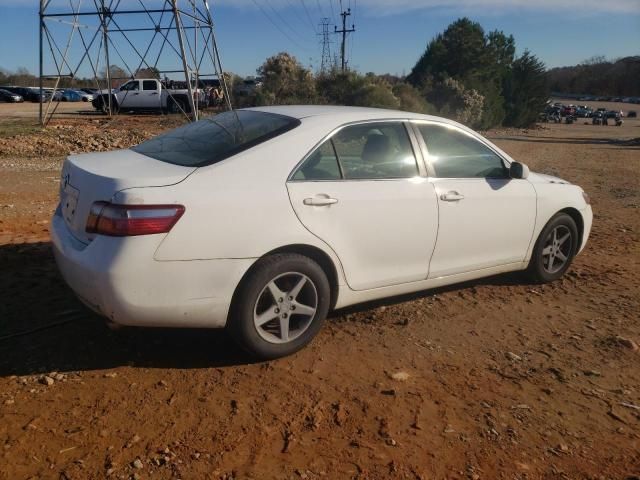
[318,18,332,74]
[335,8,355,72]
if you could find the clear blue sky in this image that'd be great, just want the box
[0,0,639,78]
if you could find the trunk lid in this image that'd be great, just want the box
[59,149,195,244]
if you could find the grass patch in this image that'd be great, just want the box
[0,118,44,138]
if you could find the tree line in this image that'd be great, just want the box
[547,56,640,98]
[2,18,557,128]
[242,18,549,129]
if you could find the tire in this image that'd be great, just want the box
[228,253,331,359]
[526,213,579,283]
[98,96,118,114]
[168,97,186,114]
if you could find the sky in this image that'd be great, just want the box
[0,0,639,79]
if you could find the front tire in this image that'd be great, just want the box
[526,213,579,283]
[228,254,330,359]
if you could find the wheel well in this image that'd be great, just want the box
[229,245,340,319]
[267,245,340,310]
[559,207,584,248]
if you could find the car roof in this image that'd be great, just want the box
[246,105,451,124]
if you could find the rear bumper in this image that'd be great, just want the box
[50,209,254,328]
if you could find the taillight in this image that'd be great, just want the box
[86,202,185,236]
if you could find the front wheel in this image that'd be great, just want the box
[228,254,331,359]
[526,213,579,283]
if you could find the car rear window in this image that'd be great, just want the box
[132,110,300,167]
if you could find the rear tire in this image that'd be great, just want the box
[228,254,330,359]
[526,213,579,283]
[168,97,187,114]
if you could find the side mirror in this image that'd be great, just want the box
[509,161,530,180]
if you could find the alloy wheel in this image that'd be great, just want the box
[541,225,572,274]
[253,272,318,344]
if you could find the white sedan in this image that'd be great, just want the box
[51,106,592,358]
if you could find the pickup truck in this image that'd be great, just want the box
[92,78,204,114]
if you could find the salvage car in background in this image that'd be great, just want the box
[51,106,593,359]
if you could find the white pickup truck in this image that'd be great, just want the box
[92,78,204,114]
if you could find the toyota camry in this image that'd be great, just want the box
[51,106,593,358]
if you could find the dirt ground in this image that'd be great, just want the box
[0,107,639,480]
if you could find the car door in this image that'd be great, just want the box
[412,121,537,279]
[118,80,140,108]
[286,121,439,291]
[139,80,162,108]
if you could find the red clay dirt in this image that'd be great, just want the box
[0,112,639,480]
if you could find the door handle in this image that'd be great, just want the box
[303,197,338,207]
[440,191,465,202]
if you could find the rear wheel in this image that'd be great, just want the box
[168,97,187,114]
[526,213,579,283]
[228,254,330,359]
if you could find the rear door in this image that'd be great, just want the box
[413,121,537,278]
[139,80,162,108]
[287,121,439,291]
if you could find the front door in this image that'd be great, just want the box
[414,121,537,278]
[118,80,140,108]
[287,121,439,291]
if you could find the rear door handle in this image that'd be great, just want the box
[440,191,465,202]
[303,197,338,207]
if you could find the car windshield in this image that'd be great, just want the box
[132,110,300,167]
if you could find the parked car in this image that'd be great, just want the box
[575,107,592,118]
[561,105,576,117]
[61,89,93,102]
[92,78,202,113]
[51,106,593,359]
[0,86,48,102]
[627,111,637,118]
[80,88,99,95]
[0,88,24,102]
[234,77,263,97]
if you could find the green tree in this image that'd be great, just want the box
[503,51,549,127]
[317,69,399,109]
[256,52,316,105]
[392,83,434,114]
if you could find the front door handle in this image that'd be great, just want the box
[440,191,465,202]
[303,197,338,207]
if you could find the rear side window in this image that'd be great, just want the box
[132,110,300,167]
[292,122,418,181]
[333,123,418,179]
[292,140,341,181]
[418,124,508,179]
[142,80,157,91]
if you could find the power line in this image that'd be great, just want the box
[299,0,317,33]
[249,0,311,53]
[285,0,316,33]
[264,0,310,46]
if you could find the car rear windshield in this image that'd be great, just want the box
[132,110,300,167]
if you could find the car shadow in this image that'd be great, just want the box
[0,241,255,377]
[0,241,529,377]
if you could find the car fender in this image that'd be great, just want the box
[525,180,590,261]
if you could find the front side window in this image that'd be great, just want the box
[132,110,300,167]
[120,81,139,91]
[417,123,508,179]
